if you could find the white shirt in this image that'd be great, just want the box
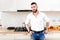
[25,12,49,31]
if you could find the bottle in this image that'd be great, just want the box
[0,25,2,30]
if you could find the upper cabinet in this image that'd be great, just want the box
[16,0,31,10]
[17,0,60,11]
[0,0,16,11]
[0,0,60,11]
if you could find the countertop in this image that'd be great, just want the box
[0,29,60,34]
[0,29,28,34]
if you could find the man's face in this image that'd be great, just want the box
[31,4,38,13]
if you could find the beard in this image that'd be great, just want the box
[32,9,37,13]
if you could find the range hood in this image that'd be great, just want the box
[17,10,32,12]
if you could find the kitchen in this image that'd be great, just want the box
[0,0,60,40]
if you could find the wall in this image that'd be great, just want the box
[0,12,2,25]
[1,11,60,28]
[43,11,60,26]
[1,12,31,27]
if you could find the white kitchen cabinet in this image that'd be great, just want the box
[0,0,60,11]
[0,34,4,38]
[4,34,14,40]
[0,32,57,40]
[0,33,30,40]
[0,0,16,11]
[14,34,31,40]
[16,0,31,10]
[0,34,14,40]
[0,0,32,11]
[45,33,60,40]
[17,0,60,11]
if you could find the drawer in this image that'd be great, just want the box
[14,34,30,39]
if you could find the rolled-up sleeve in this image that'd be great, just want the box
[25,15,30,24]
[44,14,49,22]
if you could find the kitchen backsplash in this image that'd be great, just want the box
[0,11,60,28]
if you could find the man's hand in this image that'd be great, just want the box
[28,31,33,35]
[44,30,48,34]
[45,22,49,34]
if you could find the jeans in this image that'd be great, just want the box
[31,31,45,40]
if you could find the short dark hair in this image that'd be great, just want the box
[31,2,37,5]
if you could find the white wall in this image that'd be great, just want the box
[1,11,60,28]
[0,12,2,25]
[1,12,31,27]
[44,11,60,26]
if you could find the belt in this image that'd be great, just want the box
[31,30,44,33]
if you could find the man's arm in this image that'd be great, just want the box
[46,22,49,30]
[25,24,30,33]
[25,14,31,33]
[43,13,50,31]
[43,13,50,33]
[44,22,49,34]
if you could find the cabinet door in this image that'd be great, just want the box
[0,0,16,11]
[0,34,14,40]
[0,34,5,39]
[4,34,14,40]
[14,34,31,40]
[16,0,31,10]
[17,0,60,11]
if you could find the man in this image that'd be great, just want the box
[25,2,49,40]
